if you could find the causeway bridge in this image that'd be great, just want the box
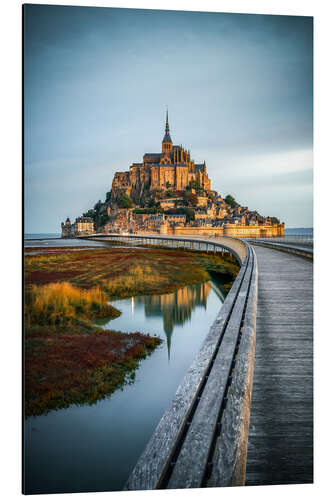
[80,233,313,489]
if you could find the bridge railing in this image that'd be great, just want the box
[88,236,258,490]
[80,233,248,265]
[247,238,313,260]
[248,235,313,247]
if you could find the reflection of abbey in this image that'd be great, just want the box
[61,111,284,238]
[135,282,213,359]
[111,109,211,200]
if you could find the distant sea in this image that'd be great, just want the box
[285,228,313,237]
[24,233,108,249]
[25,229,314,239]
[24,233,61,239]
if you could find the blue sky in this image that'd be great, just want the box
[24,5,313,232]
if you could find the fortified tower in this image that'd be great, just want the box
[61,217,72,238]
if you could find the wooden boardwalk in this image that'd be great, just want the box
[246,245,313,485]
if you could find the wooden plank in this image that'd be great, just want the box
[245,245,313,486]
[207,248,258,487]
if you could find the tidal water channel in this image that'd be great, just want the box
[24,240,227,494]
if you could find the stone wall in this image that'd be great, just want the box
[224,223,284,238]
[162,224,284,238]
[171,226,225,237]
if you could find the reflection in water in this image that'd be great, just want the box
[134,282,211,359]
[98,280,226,362]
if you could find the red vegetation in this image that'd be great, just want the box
[25,329,160,416]
[25,270,81,285]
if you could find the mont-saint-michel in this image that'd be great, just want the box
[61,111,284,238]
[24,4,313,497]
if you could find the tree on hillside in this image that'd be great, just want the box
[183,190,198,207]
[98,215,109,228]
[150,188,162,199]
[82,206,109,230]
[188,180,205,196]
[94,200,102,213]
[117,193,132,209]
[83,209,95,220]
[147,196,159,208]
[165,207,195,223]
[224,194,238,208]
[184,208,195,222]
[189,180,200,190]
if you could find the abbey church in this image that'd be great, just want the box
[111,111,211,201]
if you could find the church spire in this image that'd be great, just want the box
[165,106,170,134]
[162,106,172,152]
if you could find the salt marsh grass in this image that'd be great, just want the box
[25,281,119,327]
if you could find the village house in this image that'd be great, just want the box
[216,207,228,218]
[61,217,95,237]
[195,211,213,221]
[144,214,166,232]
[196,196,208,208]
[159,198,181,209]
[73,217,94,236]
[165,214,186,225]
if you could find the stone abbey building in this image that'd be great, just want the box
[111,111,211,201]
